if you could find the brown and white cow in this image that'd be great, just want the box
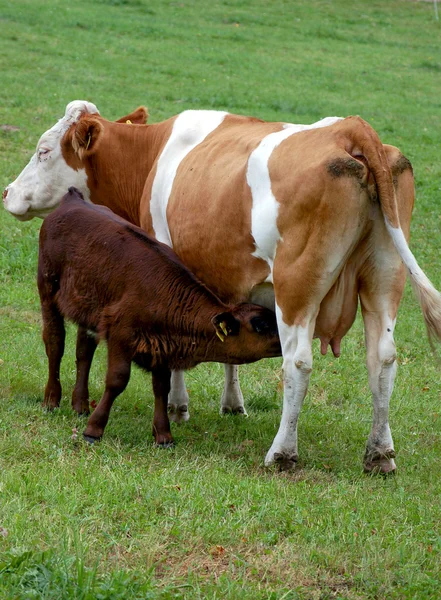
[4,100,441,472]
[39,187,281,445]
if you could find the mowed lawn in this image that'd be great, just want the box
[1,0,441,598]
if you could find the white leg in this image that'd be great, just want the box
[362,309,397,473]
[220,364,247,415]
[168,370,190,423]
[265,305,316,470]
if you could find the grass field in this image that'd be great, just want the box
[1,0,441,598]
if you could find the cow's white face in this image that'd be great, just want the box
[3,100,99,220]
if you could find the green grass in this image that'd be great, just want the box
[1,0,441,597]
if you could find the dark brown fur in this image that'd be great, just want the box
[38,188,281,446]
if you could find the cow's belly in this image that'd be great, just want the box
[162,162,273,303]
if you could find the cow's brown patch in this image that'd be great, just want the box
[327,157,364,180]
[391,154,413,177]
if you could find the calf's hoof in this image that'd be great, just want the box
[73,408,90,417]
[42,402,59,412]
[168,403,190,424]
[265,449,298,471]
[154,433,175,448]
[156,440,175,449]
[71,391,90,416]
[83,433,101,445]
[363,448,396,475]
[220,405,248,417]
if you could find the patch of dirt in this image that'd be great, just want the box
[0,307,42,325]
[0,124,20,132]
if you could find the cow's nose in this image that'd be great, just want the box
[2,188,8,203]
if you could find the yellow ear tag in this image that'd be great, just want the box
[85,133,91,151]
[126,119,132,124]
[220,322,229,336]
[216,330,225,342]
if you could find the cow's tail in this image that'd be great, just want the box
[345,116,441,344]
[385,221,441,346]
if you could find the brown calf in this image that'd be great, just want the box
[38,187,281,445]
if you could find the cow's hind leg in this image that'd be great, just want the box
[41,301,65,410]
[71,326,98,415]
[168,370,190,423]
[360,294,399,474]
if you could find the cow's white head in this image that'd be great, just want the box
[3,100,100,220]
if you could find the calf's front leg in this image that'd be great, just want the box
[83,339,131,442]
[152,367,174,446]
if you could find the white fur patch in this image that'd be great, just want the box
[4,101,98,220]
[264,304,315,465]
[150,110,228,246]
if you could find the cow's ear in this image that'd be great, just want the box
[71,116,104,158]
[115,106,148,125]
[212,312,240,341]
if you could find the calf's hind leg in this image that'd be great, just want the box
[71,326,98,415]
[41,302,65,410]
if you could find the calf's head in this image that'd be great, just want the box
[210,305,281,363]
[3,101,147,220]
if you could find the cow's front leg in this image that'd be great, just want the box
[168,370,190,423]
[220,364,247,415]
[361,307,397,474]
[265,309,316,471]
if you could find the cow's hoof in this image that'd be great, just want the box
[220,405,248,417]
[265,449,298,471]
[363,448,396,475]
[168,404,190,423]
[83,433,101,445]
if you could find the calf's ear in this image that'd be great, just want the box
[212,312,240,341]
[115,106,149,125]
[71,116,104,159]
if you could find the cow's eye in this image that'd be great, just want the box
[38,148,50,158]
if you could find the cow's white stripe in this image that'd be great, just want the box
[247,117,343,278]
[150,110,228,247]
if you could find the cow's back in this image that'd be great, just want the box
[140,114,364,304]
